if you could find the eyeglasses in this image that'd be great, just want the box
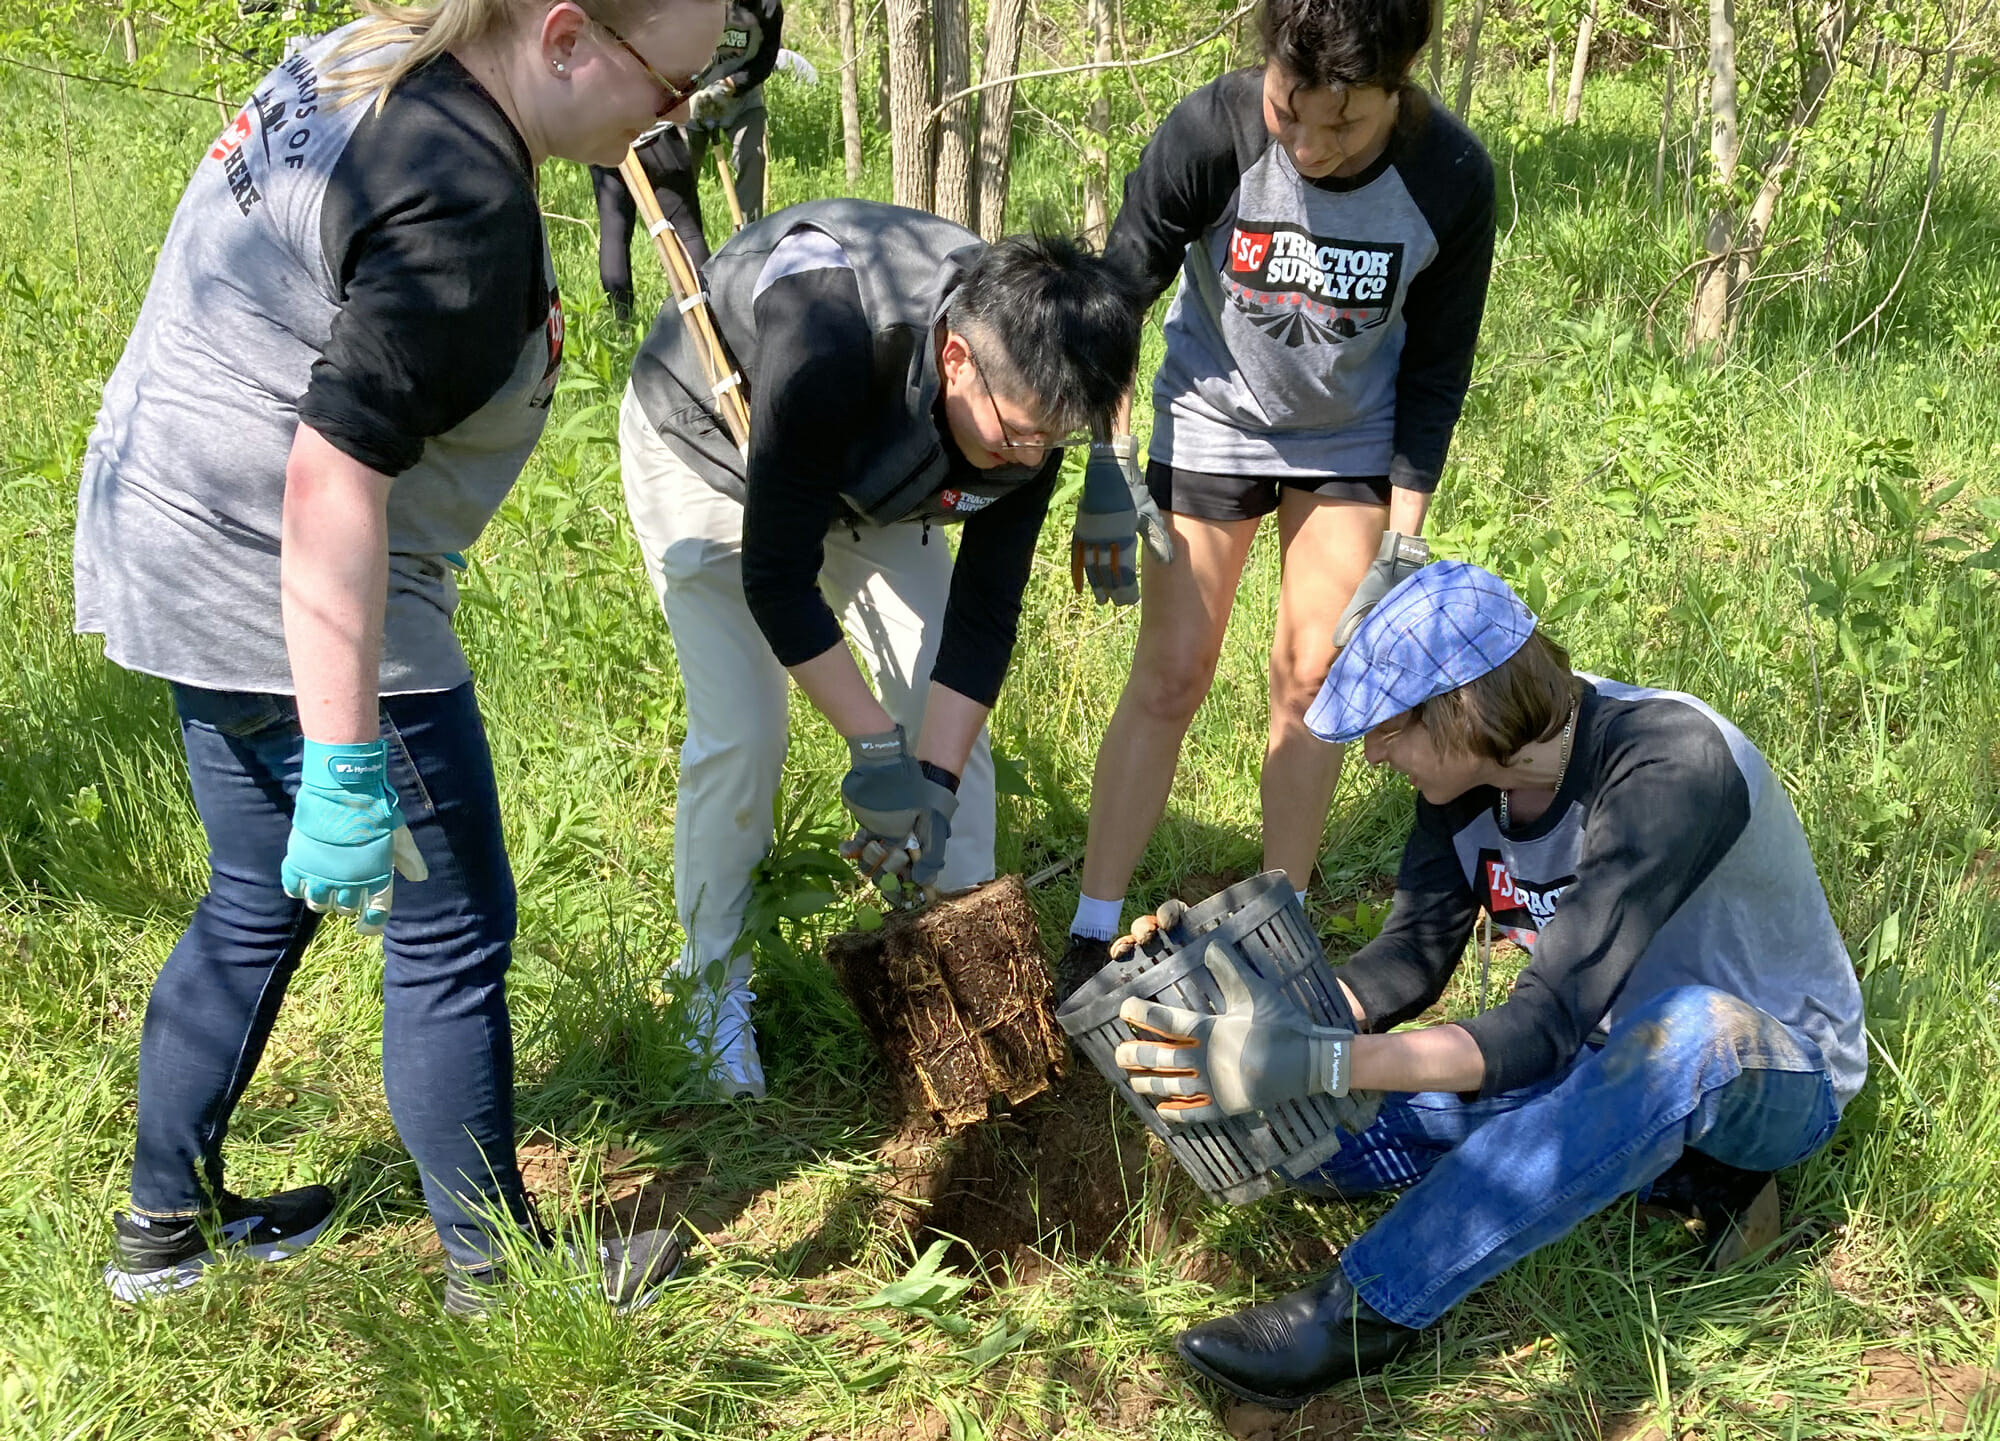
[965,340,1091,456]
[595,19,700,118]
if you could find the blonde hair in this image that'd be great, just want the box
[320,0,679,113]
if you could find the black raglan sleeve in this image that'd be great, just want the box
[1104,71,1259,306]
[734,0,784,91]
[932,463,1057,707]
[1385,110,1495,494]
[1332,799,1481,1031]
[303,62,544,477]
[739,266,873,667]
[1456,710,1754,1096]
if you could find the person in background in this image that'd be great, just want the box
[75,0,724,1316]
[1113,562,1865,1407]
[1058,0,1495,997]
[585,0,782,322]
[591,121,710,324]
[619,200,1141,1101]
[682,0,783,223]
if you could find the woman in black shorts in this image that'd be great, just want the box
[1058,0,1495,990]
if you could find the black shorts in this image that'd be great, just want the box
[1145,459,1390,522]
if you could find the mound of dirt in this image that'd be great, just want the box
[827,875,1066,1128]
[870,1062,1203,1277]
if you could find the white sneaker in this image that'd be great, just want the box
[686,979,765,1101]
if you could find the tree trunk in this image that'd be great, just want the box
[1454,0,1488,117]
[886,0,933,211]
[121,14,138,63]
[1653,6,1680,204]
[1929,41,1958,190]
[932,0,976,227]
[1082,0,1113,243]
[1729,2,1860,309]
[837,0,863,184]
[1546,35,1560,116]
[1687,0,1739,352]
[872,0,891,133]
[1428,0,1446,96]
[976,0,1028,241]
[1563,0,1597,125]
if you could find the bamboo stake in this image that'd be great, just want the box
[713,144,747,232]
[618,149,750,451]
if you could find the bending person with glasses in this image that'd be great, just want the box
[620,201,1142,1100]
[77,0,723,1315]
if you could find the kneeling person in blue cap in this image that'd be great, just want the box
[1113,561,1866,1409]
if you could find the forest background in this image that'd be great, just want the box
[1,0,1999,1436]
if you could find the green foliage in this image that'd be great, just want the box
[0,19,1998,1441]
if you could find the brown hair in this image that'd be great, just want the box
[1412,628,1581,762]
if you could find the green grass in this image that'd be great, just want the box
[2,42,1999,1441]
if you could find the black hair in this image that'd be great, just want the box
[946,234,1143,436]
[1258,0,1432,95]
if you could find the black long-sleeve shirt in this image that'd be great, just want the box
[1332,680,1866,1105]
[739,266,1055,707]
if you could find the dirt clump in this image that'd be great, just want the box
[870,1063,1201,1275]
[1847,1347,1999,1433]
[1219,1395,1365,1440]
[827,875,1066,1128]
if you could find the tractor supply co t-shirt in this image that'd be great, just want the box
[1334,679,1867,1106]
[73,27,561,696]
[1104,70,1494,492]
[738,231,1057,709]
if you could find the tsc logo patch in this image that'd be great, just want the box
[1222,221,1403,346]
[1475,848,1574,951]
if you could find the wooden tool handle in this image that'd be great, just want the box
[618,148,750,452]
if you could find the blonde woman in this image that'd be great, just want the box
[75,0,722,1315]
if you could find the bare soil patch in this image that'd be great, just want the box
[1847,1347,1999,1433]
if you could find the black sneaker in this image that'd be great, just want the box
[443,1225,689,1318]
[1054,934,1113,1003]
[104,1185,336,1302]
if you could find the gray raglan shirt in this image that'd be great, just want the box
[1336,679,1868,1106]
[74,25,562,696]
[1105,70,1494,490]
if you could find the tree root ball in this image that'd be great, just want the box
[826,876,1065,1128]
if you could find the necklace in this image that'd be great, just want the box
[1500,701,1577,832]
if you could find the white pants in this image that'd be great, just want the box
[618,386,996,984]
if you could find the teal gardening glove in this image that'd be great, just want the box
[837,726,955,902]
[1113,942,1353,1125]
[281,739,428,936]
[1331,529,1430,649]
[1070,436,1175,606]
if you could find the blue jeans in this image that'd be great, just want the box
[1301,986,1842,1328]
[131,682,529,1268]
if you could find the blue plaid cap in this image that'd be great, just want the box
[1305,561,1538,744]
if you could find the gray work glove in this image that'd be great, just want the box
[906,775,958,891]
[1114,941,1353,1125]
[837,728,956,903]
[1331,529,1430,649]
[1070,436,1175,606]
[687,82,733,125]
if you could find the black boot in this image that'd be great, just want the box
[1646,1149,1780,1270]
[1175,1266,1421,1409]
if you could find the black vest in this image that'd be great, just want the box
[629,198,1052,526]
